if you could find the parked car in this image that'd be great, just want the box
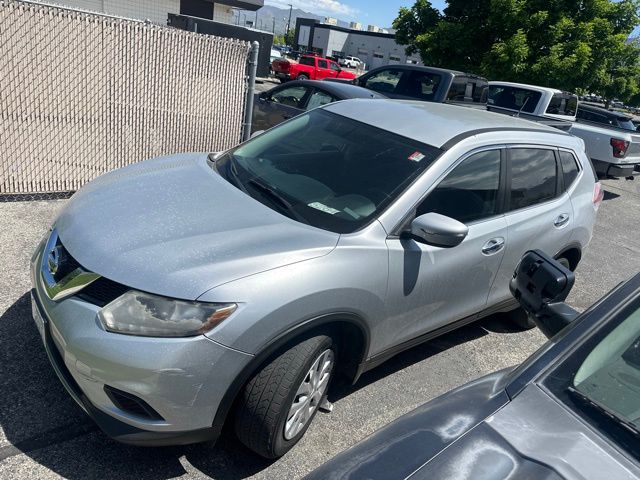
[251,80,384,133]
[489,81,640,177]
[577,103,638,131]
[309,250,640,480]
[271,54,356,82]
[268,48,282,74]
[338,56,362,69]
[488,81,577,120]
[327,64,488,104]
[31,100,598,459]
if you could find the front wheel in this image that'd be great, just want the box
[234,335,335,458]
[297,74,309,81]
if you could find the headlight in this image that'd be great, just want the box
[98,290,237,337]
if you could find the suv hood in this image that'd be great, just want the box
[55,153,339,300]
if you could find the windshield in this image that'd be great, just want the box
[545,298,640,458]
[572,305,640,430]
[217,109,441,233]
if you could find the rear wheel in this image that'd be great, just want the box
[234,335,335,458]
[508,256,571,330]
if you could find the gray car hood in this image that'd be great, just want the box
[56,153,339,300]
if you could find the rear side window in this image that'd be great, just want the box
[318,60,329,69]
[489,86,541,113]
[509,148,557,210]
[306,90,334,110]
[361,68,403,94]
[271,86,308,108]
[417,149,501,223]
[559,151,580,190]
[546,93,578,116]
[402,71,442,100]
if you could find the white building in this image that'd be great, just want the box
[367,25,380,33]
[324,17,338,26]
[349,21,362,30]
[294,18,421,70]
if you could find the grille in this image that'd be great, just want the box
[57,239,129,307]
[76,277,130,307]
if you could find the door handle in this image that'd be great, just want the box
[554,214,570,228]
[482,237,505,255]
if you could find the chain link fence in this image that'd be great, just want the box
[0,0,251,196]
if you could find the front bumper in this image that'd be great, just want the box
[30,242,253,446]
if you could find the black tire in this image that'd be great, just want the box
[297,74,309,80]
[508,256,571,330]
[234,335,335,458]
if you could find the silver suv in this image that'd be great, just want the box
[31,100,600,458]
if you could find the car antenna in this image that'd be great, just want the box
[516,96,530,117]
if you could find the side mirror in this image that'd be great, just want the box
[510,250,578,338]
[259,91,268,100]
[250,130,265,139]
[410,213,468,247]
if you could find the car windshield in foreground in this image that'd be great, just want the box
[571,305,640,433]
[545,299,640,459]
[217,109,442,233]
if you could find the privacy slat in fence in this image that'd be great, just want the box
[0,0,250,194]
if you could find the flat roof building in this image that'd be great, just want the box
[294,18,421,70]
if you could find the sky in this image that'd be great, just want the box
[265,0,448,27]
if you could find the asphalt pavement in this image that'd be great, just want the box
[0,174,638,479]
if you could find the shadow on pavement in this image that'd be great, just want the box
[0,292,514,479]
[0,292,273,479]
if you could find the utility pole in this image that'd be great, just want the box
[272,17,275,33]
[255,10,258,28]
[286,3,293,45]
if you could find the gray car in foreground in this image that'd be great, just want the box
[31,100,599,458]
[309,251,640,479]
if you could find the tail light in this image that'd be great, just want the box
[593,181,604,210]
[610,138,629,158]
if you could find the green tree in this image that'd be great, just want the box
[392,0,441,57]
[393,0,640,102]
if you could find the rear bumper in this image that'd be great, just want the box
[607,163,635,177]
[592,159,637,177]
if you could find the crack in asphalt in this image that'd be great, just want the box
[0,422,98,462]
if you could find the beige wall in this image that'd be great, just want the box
[45,0,180,25]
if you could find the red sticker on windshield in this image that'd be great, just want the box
[408,151,425,162]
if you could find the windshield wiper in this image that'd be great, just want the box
[568,386,640,437]
[247,179,309,225]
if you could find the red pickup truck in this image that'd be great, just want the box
[272,55,357,83]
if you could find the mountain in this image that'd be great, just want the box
[235,5,349,35]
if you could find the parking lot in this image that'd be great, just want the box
[0,174,638,479]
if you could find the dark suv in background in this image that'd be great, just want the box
[577,103,638,131]
[327,64,488,104]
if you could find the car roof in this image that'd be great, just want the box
[367,64,486,80]
[282,80,386,99]
[579,103,632,120]
[323,99,566,148]
[489,81,566,95]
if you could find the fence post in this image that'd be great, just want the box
[242,41,260,141]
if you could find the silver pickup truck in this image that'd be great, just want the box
[488,81,640,177]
